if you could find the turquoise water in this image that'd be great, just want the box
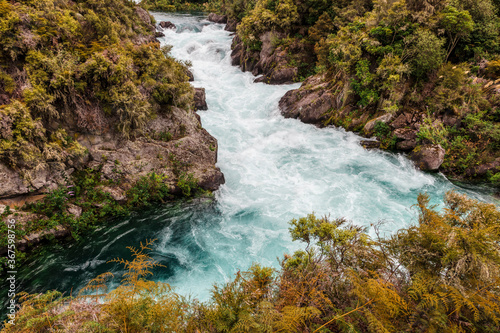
[4,13,496,307]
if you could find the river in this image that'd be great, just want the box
[5,13,496,306]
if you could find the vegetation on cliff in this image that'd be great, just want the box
[3,192,500,332]
[0,0,223,257]
[212,0,500,185]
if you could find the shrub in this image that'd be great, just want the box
[176,172,198,197]
[127,172,171,207]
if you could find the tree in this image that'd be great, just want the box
[440,5,474,61]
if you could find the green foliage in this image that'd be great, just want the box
[176,172,199,197]
[440,5,475,61]
[409,28,446,78]
[0,0,194,139]
[127,172,171,207]
[4,192,500,332]
[351,59,379,107]
[237,0,299,51]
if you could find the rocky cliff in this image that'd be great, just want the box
[0,0,224,253]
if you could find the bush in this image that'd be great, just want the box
[127,172,171,207]
[5,192,500,332]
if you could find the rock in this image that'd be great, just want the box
[159,21,176,29]
[155,31,165,38]
[208,13,227,24]
[410,144,445,171]
[198,169,226,191]
[391,112,412,129]
[396,139,417,151]
[186,69,194,81]
[230,32,300,84]
[254,67,297,85]
[78,106,225,195]
[17,225,70,252]
[225,19,238,32]
[466,157,500,177]
[194,88,208,110]
[393,128,418,151]
[360,140,381,149]
[0,210,69,254]
[0,194,46,209]
[394,128,417,141]
[135,7,154,32]
[363,114,393,135]
[279,74,336,125]
[0,163,29,197]
[67,204,82,218]
[101,186,127,203]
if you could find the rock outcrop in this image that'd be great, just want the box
[207,13,228,24]
[279,74,340,125]
[410,145,446,171]
[194,88,208,110]
[78,106,224,195]
[231,33,300,85]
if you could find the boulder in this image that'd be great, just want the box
[394,128,417,151]
[363,114,393,135]
[159,21,176,30]
[361,140,381,149]
[155,31,165,38]
[67,204,82,219]
[279,74,336,125]
[410,144,445,171]
[194,88,208,110]
[208,13,227,24]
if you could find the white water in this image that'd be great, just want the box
[144,13,492,300]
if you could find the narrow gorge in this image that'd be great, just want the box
[2,12,495,307]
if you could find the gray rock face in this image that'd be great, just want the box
[410,144,446,171]
[78,106,224,195]
[231,32,298,85]
[0,164,28,197]
[208,13,227,24]
[279,74,336,125]
[194,88,208,110]
[0,161,76,198]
